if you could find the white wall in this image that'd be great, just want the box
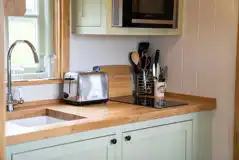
[150,0,238,159]
[70,35,149,71]
[15,36,149,102]
[12,84,61,102]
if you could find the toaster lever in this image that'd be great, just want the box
[64,78,75,80]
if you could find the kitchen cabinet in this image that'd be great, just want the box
[71,0,183,36]
[71,0,107,34]
[6,111,212,160]
[122,121,192,160]
[4,0,26,16]
[10,135,117,160]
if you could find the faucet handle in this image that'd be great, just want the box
[18,98,24,104]
[12,87,24,105]
[12,100,21,105]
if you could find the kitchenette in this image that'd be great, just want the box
[5,49,217,159]
[1,0,238,160]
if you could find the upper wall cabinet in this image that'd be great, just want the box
[72,0,107,34]
[4,0,26,16]
[71,0,183,36]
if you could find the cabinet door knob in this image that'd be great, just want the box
[125,136,131,141]
[111,139,117,144]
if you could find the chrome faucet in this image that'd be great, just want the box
[7,40,39,112]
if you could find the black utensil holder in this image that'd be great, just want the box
[134,71,154,96]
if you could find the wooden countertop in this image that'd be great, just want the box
[6,93,216,146]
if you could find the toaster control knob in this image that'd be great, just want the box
[63,92,69,99]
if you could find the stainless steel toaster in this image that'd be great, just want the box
[63,72,109,105]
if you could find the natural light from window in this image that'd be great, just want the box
[5,0,55,81]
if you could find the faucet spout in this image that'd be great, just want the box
[7,40,39,112]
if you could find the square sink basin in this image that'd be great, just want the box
[9,116,66,127]
[7,109,85,128]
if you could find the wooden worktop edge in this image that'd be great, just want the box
[5,93,216,145]
[165,92,216,104]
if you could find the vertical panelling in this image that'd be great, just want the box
[151,36,184,93]
[180,0,200,95]
[196,0,216,97]
[211,1,238,160]
[165,41,184,93]
[150,0,239,159]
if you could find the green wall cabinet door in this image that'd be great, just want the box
[122,121,193,160]
[73,0,102,27]
[72,0,107,34]
[11,135,117,160]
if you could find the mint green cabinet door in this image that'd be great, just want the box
[73,0,102,27]
[12,136,116,160]
[122,121,193,160]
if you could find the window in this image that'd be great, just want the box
[4,0,55,81]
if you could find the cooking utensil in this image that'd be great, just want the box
[157,66,168,82]
[153,63,156,77]
[154,50,160,64]
[140,50,151,71]
[131,51,140,66]
[129,52,141,73]
[153,50,160,79]
[138,42,150,58]
[146,55,152,71]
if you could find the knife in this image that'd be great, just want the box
[154,50,160,79]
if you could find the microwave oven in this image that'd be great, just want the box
[112,0,178,28]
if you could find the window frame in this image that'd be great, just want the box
[5,12,41,74]
[9,0,70,86]
[5,0,53,80]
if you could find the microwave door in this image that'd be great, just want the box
[132,0,165,14]
[131,0,177,28]
[132,0,174,19]
[112,0,177,28]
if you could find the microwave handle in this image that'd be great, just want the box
[112,0,123,27]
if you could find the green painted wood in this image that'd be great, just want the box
[74,0,102,27]
[7,112,213,160]
[192,111,213,160]
[11,135,116,160]
[122,121,193,160]
[71,0,107,34]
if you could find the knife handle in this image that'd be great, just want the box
[154,50,160,64]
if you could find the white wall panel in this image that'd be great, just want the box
[150,0,238,159]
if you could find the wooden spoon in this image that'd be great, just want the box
[131,51,140,66]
